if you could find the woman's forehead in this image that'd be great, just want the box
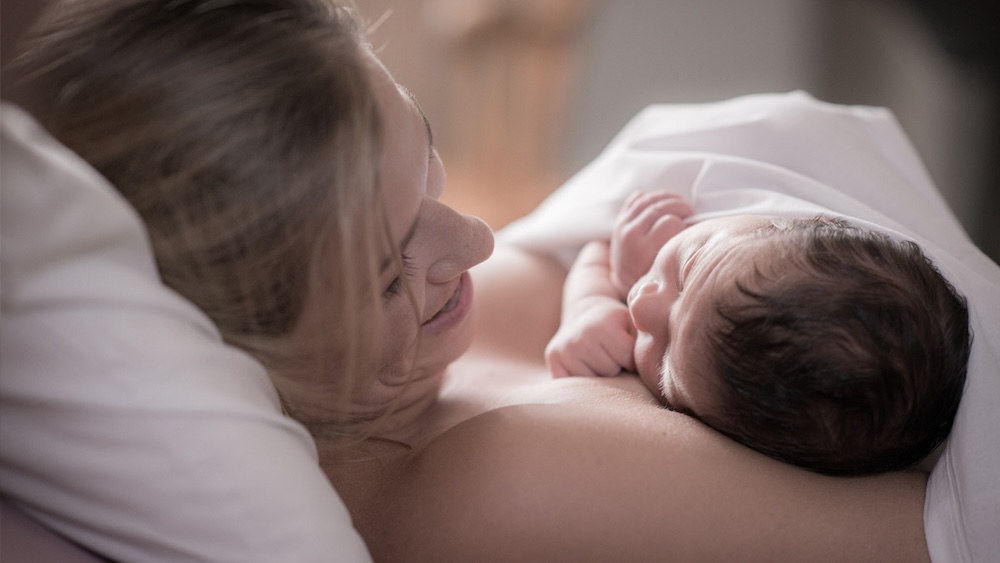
[365,53,427,243]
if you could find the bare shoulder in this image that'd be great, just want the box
[376,402,929,562]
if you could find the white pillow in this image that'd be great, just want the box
[502,91,1000,563]
[0,103,372,562]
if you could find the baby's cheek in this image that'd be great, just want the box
[633,334,666,399]
[665,351,722,418]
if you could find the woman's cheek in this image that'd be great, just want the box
[378,300,416,351]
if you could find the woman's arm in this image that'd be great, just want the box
[383,401,928,562]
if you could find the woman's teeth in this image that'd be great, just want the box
[440,287,460,313]
[426,286,461,324]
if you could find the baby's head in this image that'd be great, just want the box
[628,215,971,475]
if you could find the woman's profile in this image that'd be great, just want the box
[6,0,996,561]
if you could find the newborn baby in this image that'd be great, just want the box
[546,191,971,475]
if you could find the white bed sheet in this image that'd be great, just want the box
[0,103,372,562]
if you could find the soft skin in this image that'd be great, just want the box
[320,51,930,563]
[629,214,778,415]
[7,2,932,558]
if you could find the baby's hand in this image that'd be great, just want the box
[610,191,693,296]
[545,297,636,378]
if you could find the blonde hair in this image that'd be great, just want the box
[17,0,391,441]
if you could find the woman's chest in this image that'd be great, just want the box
[414,354,661,444]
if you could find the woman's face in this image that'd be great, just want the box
[363,52,495,410]
[627,215,775,418]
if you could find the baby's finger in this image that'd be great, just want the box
[640,196,693,223]
[621,352,636,374]
[648,213,687,244]
[545,348,566,377]
[552,354,595,378]
[583,350,625,377]
[604,334,636,374]
[630,206,678,239]
[621,191,650,214]
[548,359,571,378]
[619,191,678,224]
[622,197,691,239]
[624,191,690,218]
[545,341,575,378]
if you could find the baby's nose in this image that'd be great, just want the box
[628,281,663,333]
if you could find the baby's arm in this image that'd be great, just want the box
[545,241,636,378]
[610,191,693,297]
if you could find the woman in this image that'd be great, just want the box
[12,0,930,560]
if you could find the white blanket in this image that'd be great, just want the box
[0,104,372,562]
[501,91,1000,563]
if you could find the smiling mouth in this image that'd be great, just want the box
[425,283,461,324]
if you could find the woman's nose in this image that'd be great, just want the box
[629,281,667,334]
[426,204,495,284]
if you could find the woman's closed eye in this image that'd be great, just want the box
[383,252,416,299]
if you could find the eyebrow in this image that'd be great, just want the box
[680,244,705,288]
[376,85,432,275]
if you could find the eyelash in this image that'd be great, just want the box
[678,247,701,293]
[384,252,416,299]
[382,148,434,300]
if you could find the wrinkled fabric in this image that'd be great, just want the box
[502,91,1000,563]
[0,103,372,563]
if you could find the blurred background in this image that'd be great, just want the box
[361,0,1000,260]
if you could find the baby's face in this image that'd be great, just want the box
[627,214,777,417]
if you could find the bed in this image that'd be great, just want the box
[2,93,997,561]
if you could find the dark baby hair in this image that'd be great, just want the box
[704,217,971,475]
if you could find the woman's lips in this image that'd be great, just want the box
[421,272,473,334]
